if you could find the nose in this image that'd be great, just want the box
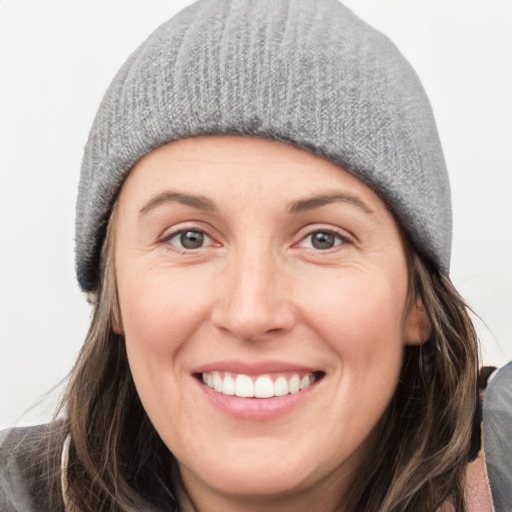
[211,247,296,342]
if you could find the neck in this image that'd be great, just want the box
[176,467,351,512]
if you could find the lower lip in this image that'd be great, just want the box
[195,378,319,420]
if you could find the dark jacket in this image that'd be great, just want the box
[483,361,512,511]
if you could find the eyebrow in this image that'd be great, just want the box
[288,193,375,214]
[139,190,374,216]
[139,191,217,215]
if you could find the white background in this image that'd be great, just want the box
[1,0,511,430]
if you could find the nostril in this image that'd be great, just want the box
[210,264,296,341]
[211,301,297,342]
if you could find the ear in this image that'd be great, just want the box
[403,300,430,346]
[112,321,124,335]
[111,304,124,335]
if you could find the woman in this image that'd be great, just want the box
[0,1,508,510]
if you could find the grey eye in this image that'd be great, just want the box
[179,230,205,249]
[310,231,337,249]
[300,230,346,250]
[166,229,212,250]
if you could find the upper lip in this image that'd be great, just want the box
[192,360,321,375]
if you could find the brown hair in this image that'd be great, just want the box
[47,209,479,512]
[48,210,178,511]
[346,245,480,511]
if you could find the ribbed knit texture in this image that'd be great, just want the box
[76,0,451,291]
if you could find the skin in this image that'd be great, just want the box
[113,135,428,512]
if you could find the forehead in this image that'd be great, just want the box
[119,135,388,214]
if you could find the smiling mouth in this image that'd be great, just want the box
[197,371,325,399]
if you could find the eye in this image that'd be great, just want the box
[300,230,347,250]
[165,229,213,250]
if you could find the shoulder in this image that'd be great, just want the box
[464,451,494,512]
[449,362,512,512]
[484,360,512,413]
[0,423,62,512]
[483,361,512,512]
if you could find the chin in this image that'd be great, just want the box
[187,457,314,497]
[176,433,353,502]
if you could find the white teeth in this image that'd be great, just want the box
[223,374,235,395]
[212,371,223,392]
[289,375,300,394]
[300,375,311,390]
[254,375,274,398]
[235,374,254,397]
[201,371,316,398]
[274,376,289,396]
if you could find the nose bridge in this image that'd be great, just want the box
[212,239,294,341]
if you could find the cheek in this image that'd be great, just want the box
[116,264,216,433]
[307,271,407,444]
[296,266,407,396]
[300,267,407,345]
[115,263,214,419]
[117,264,211,355]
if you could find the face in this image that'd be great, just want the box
[113,136,427,510]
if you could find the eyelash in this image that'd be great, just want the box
[161,228,217,252]
[295,229,350,251]
[159,226,352,253]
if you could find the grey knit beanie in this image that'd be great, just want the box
[76,0,451,291]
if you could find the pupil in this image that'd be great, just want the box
[180,230,204,249]
[312,232,335,249]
